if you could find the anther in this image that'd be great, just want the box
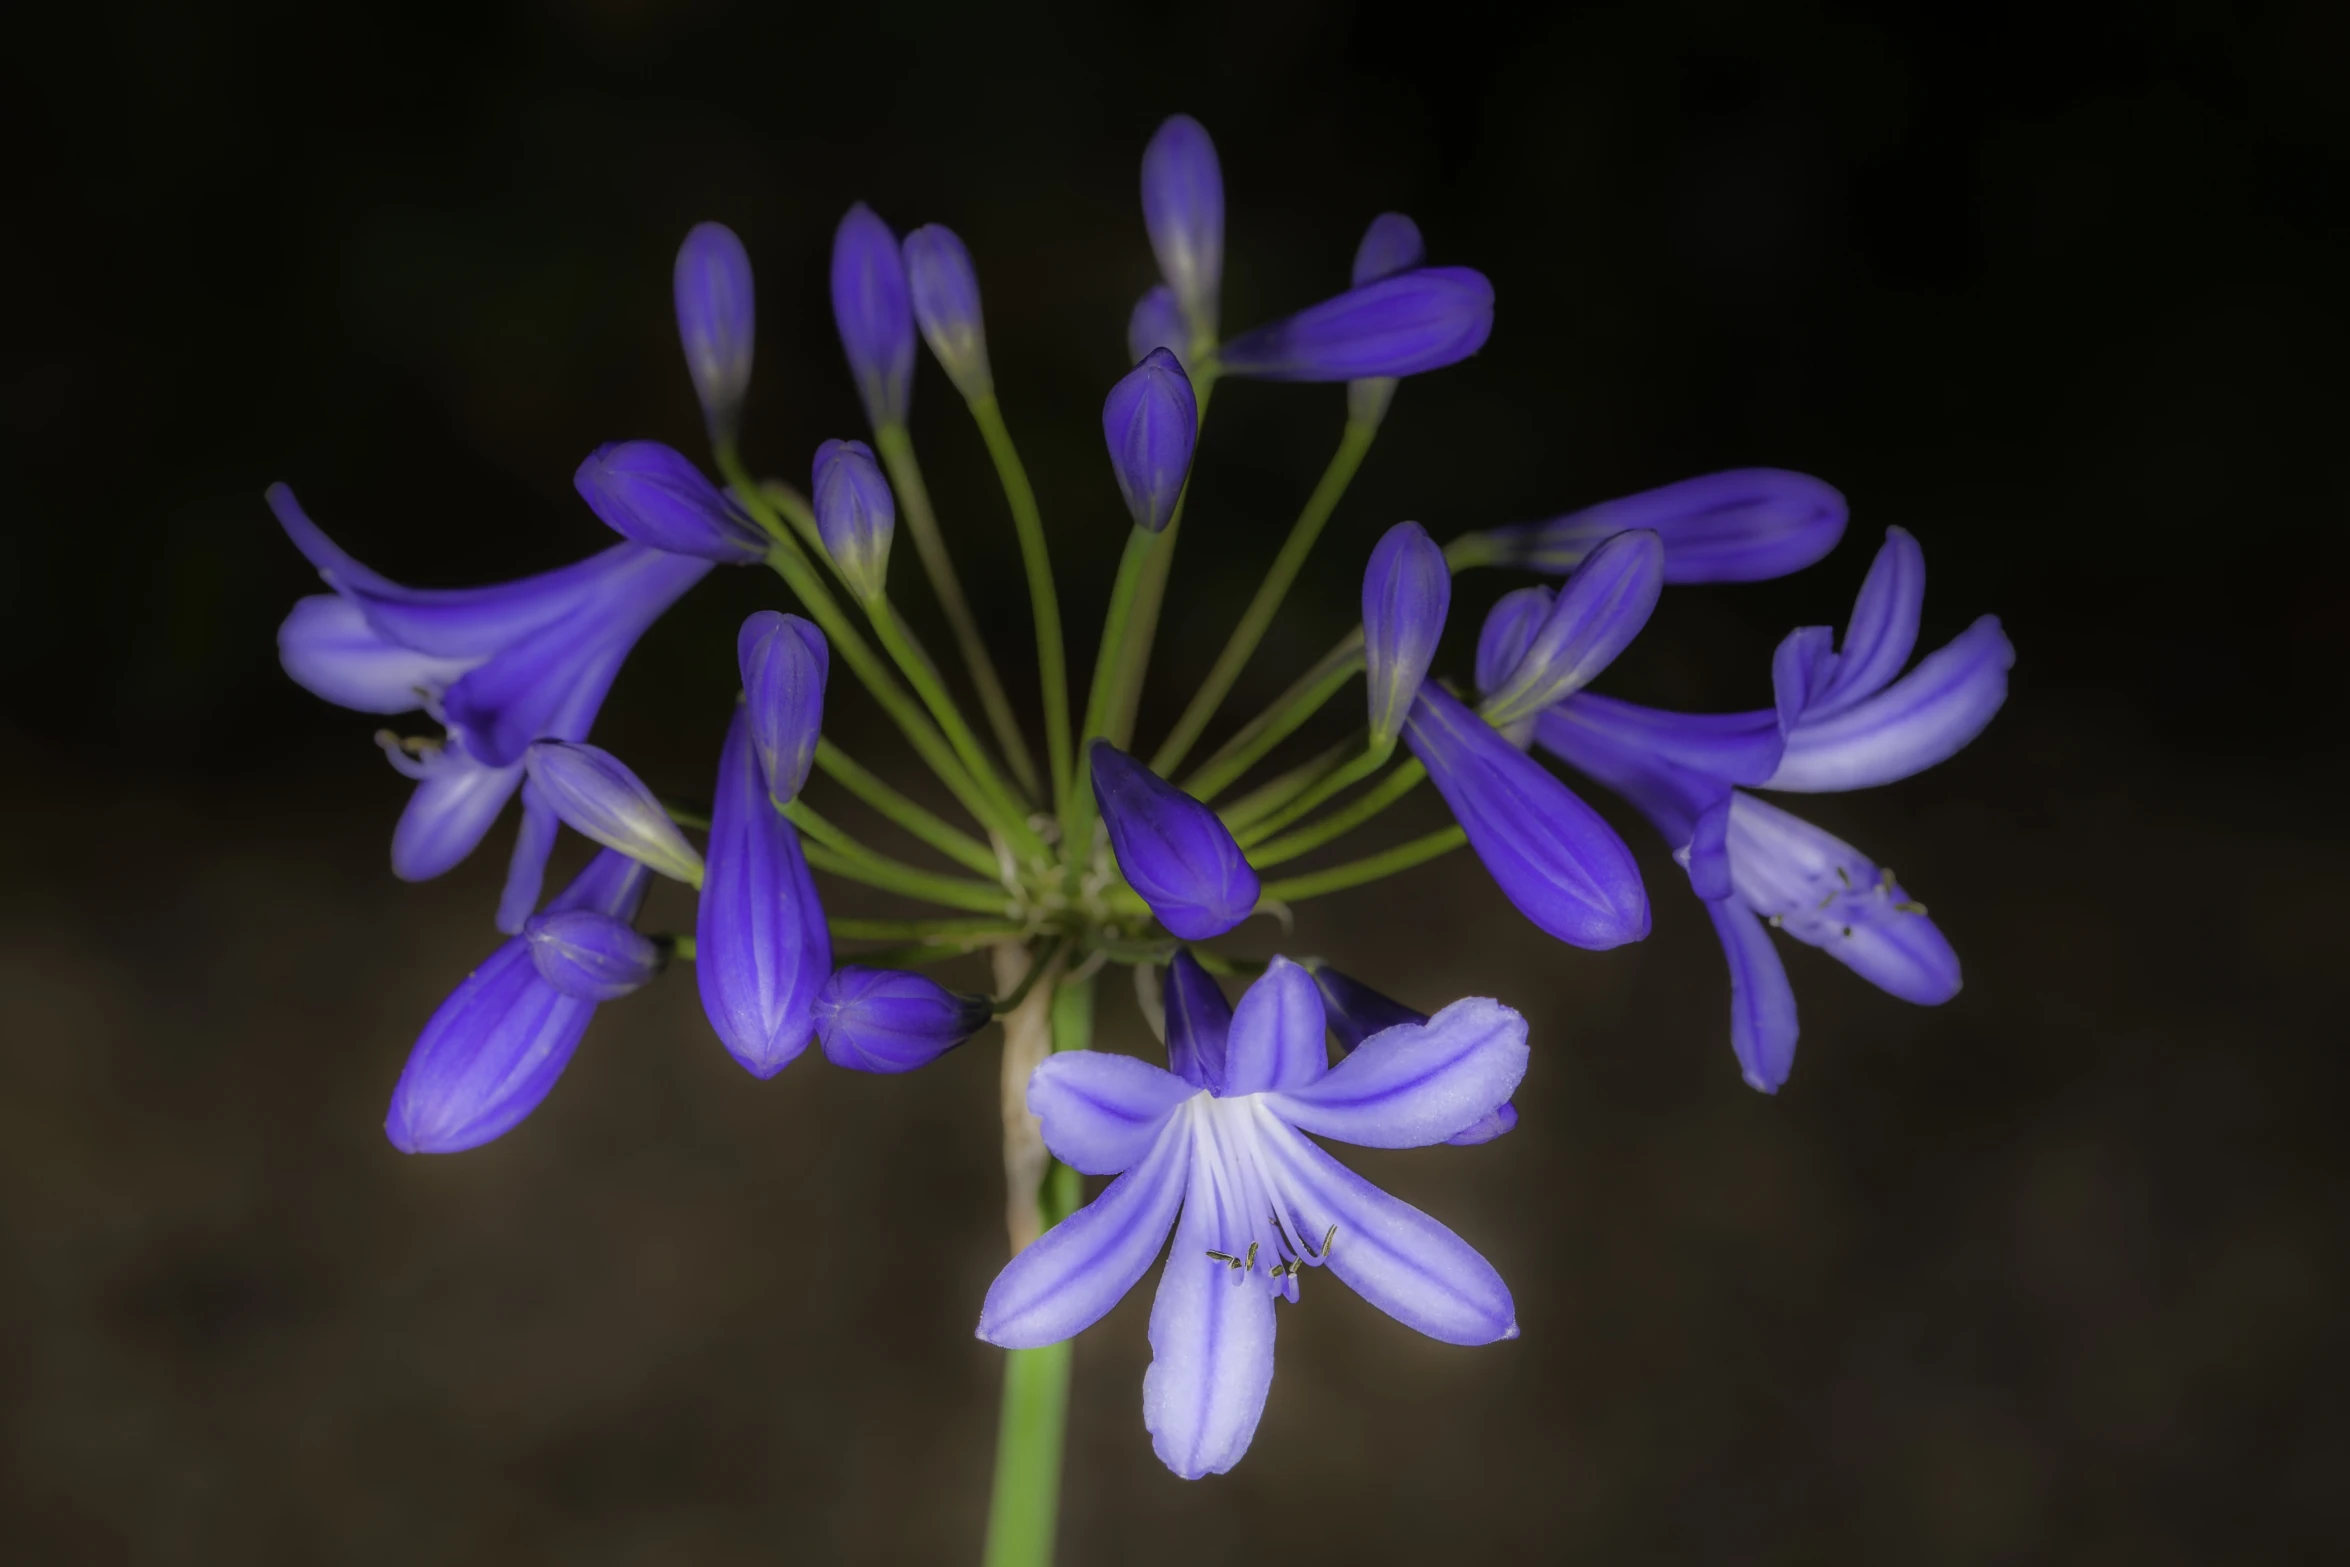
[1878,866,1896,895]
[1835,865,1852,888]
[1894,900,1928,915]
[1205,1250,1240,1268]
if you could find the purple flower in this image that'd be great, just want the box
[522,740,705,885]
[1477,469,1849,584]
[1091,742,1260,940]
[831,202,915,429]
[1127,284,1187,369]
[1345,212,1427,426]
[673,221,755,442]
[811,437,897,601]
[1477,529,1662,727]
[268,484,710,931]
[574,440,767,564]
[738,610,828,805]
[1304,960,1517,1145]
[1361,521,1449,747]
[1218,267,1494,382]
[524,908,664,1002]
[385,850,651,1153]
[814,967,993,1074]
[1141,114,1223,345]
[977,958,1525,1478]
[1102,348,1198,534]
[903,223,993,402]
[696,706,831,1077]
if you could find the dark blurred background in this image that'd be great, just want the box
[4,1,2344,1561]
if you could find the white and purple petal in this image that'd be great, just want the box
[1266,997,1527,1149]
[1142,1124,1280,1479]
[1703,897,1801,1093]
[1217,957,1328,1096]
[1028,1051,1198,1176]
[278,595,480,715]
[1726,793,1961,1006]
[1767,615,2013,792]
[1808,526,1925,716]
[979,1117,1193,1350]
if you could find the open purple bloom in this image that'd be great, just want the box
[1346,212,1428,425]
[903,223,993,402]
[1128,285,1187,369]
[738,610,828,805]
[1362,521,1449,747]
[977,958,1524,1478]
[673,221,755,442]
[1305,961,1516,1145]
[522,740,705,885]
[1141,114,1223,345]
[1091,742,1259,940]
[1102,348,1198,534]
[1477,529,1663,727]
[812,437,897,601]
[574,440,767,564]
[831,202,916,429]
[268,484,710,931]
[1476,468,1849,584]
[697,706,832,1077]
[1218,267,1494,382]
[386,850,651,1153]
[814,966,992,1074]
[524,907,664,1002]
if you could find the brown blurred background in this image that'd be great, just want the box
[3,2,2345,1561]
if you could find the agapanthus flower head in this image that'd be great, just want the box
[522,740,705,885]
[1303,960,1517,1145]
[1127,284,1186,369]
[573,440,767,564]
[386,850,651,1154]
[737,610,828,805]
[523,907,664,1002]
[811,437,897,602]
[902,223,993,403]
[1361,521,1450,747]
[1102,347,1198,534]
[1218,267,1494,382]
[831,202,916,429]
[1474,468,1849,584]
[673,221,755,442]
[978,958,1526,1477]
[814,966,993,1074]
[697,705,831,1077]
[1345,212,1428,425]
[1140,114,1223,347]
[1090,741,1259,940]
[1478,528,1663,728]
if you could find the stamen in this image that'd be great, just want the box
[1894,900,1928,915]
[1242,1240,1258,1274]
[1205,1250,1240,1268]
[1314,1224,1337,1259]
[1835,865,1851,888]
[1878,866,1895,894]
[1766,913,1784,928]
[1817,890,1837,910]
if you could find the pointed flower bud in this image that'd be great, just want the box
[697,707,831,1077]
[1362,521,1450,747]
[814,966,992,1074]
[1141,114,1223,344]
[524,908,663,1001]
[574,441,767,564]
[1473,469,1849,584]
[1346,212,1427,425]
[811,438,896,600]
[1218,267,1494,382]
[1090,741,1259,940]
[1478,529,1663,728]
[522,740,705,884]
[1102,348,1197,533]
[1162,949,1233,1091]
[737,610,828,804]
[903,224,993,402]
[830,202,915,429]
[673,221,754,442]
[1474,586,1553,699]
[1127,284,1186,368]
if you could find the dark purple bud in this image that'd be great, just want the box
[524,908,663,1001]
[385,850,650,1154]
[1345,213,1427,425]
[811,437,896,600]
[814,966,992,1074]
[673,221,754,441]
[1162,949,1232,1092]
[1474,587,1553,699]
[697,707,832,1077]
[1102,347,1197,533]
[1127,285,1187,368]
[1406,685,1649,950]
[903,224,992,402]
[738,610,828,804]
[574,441,767,564]
[1479,529,1663,726]
[1141,114,1223,342]
[523,740,706,884]
[1090,741,1259,940]
[1362,521,1450,746]
[830,202,915,429]
[1477,469,1849,584]
[1218,267,1494,382]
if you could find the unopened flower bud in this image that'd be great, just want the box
[1141,114,1223,345]
[811,438,896,601]
[903,224,993,402]
[830,202,915,429]
[1162,949,1233,1090]
[1102,348,1197,533]
[814,966,992,1074]
[1362,521,1450,748]
[1090,741,1258,940]
[1473,469,1849,584]
[673,221,754,442]
[524,908,663,1001]
[574,440,766,563]
[1346,212,1427,425]
[1479,529,1663,727]
[738,610,828,804]
[1127,285,1187,368]
[1474,586,1554,699]
[1220,267,1494,382]
[523,740,705,884]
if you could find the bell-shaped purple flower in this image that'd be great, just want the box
[1091,742,1259,940]
[814,966,992,1074]
[696,706,832,1077]
[1141,114,1223,344]
[673,221,755,442]
[903,223,993,402]
[1128,284,1187,369]
[831,202,915,429]
[1361,521,1449,747]
[1478,529,1663,727]
[573,440,767,564]
[738,610,828,804]
[1304,961,1516,1145]
[1162,950,1234,1092]
[1476,469,1849,584]
[1218,268,1494,382]
[811,437,897,601]
[522,740,705,885]
[1345,212,1427,425]
[1103,348,1198,534]
[524,908,664,1002]
[385,850,651,1153]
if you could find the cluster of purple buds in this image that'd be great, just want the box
[267,111,2009,1488]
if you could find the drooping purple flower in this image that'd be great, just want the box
[811,437,897,601]
[696,705,831,1077]
[1477,529,1663,727]
[814,966,993,1074]
[1102,348,1198,534]
[1361,521,1449,747]
[1345,212,1427,426]
[385,850,651,1153]
[738,610,828,805]
[1141,114,1223,345]
[1304,961,1516,1145]
[1127,284,1187,369]
[831,202,916,429]
[673,221,755,442]
[268,484,710,931]
[522,740,705,885]
[1474,469,1849,584]
[977,958,1525,1478]
[903,223,993,402]
[524,908,664,1002]
[1218,268,1494,382]
[1091,742,1259,940]
[574,440,767,564]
